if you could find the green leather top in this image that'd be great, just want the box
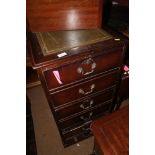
[34,29,113,56]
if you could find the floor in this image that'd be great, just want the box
[27,85,128,155]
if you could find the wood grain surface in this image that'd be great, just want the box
[26,0,103,32]
[91,105,129,155]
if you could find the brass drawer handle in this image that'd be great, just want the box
[82,127,91,136]
[77,58,96,76]
[78,84,95,95]
[80,99,94,109]
[80,112,93,122]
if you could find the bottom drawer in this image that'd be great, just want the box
[58,101,112,131]
[62,123,91,139]
[62,123,92,147]
[63,133,92,147]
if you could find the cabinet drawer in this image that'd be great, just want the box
[44,49,123,90]
[58,101,112,131]
[62,123,91,139]
[62,123,92,147]
[55,88,115,120]
[63,131,92,147]
[50,70,119,107]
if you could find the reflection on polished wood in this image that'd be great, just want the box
[26,0,103,32]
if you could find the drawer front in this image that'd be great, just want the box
[55,88,115,120]
[58,102,112,131]
[62,123,91,139]
[63,131,92,147]
[62,123,92,147]
[50,70,119,107]
[44,49,123,90]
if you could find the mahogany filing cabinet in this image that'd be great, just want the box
[28,28,128,147]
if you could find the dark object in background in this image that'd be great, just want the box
[103,0,129,35]
[116,65,129,109]
[26,96,37,155]
[103,0,129,108]
[103,0,112,26]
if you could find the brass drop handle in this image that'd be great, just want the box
[77,58,96,76]
[80,100,94,109]
[79,84,95,95]
[80,112,93,122]
[82,127,91,136]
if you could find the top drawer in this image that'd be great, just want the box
[43,49,123,90]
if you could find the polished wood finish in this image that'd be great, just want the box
[58,101,112,130]
[91,105,129,155]
[28,27,127,69]
[27,0,103,32]
[28,28,128,147]
[49,70,119,107]
[43,49,123,90]
[55,88,115,119]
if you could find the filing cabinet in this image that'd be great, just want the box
[28,28,128,147]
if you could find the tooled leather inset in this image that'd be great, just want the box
[34,29,113,56]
